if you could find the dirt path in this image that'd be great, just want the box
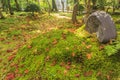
[53,13,71,19]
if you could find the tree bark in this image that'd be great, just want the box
[0,9,4,19]
[91,0,97,10]
[0,1,3,18]
[1,0,8,13]
[86,0,91,17]
[38,0,40,5]
[72,2,78,24]
[83,0,91,23]
[47,0,51,15]
[61,0,64,12]
[52,0,58,12]
[119,0,120,6]
[8,0,14,15]
[14,0,20,11]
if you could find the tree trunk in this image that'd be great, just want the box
[86,0,91,17]
[47,0,51,15]
[14,0,20,11]
[0,9,4,19]
[72,2,78,24]
[52,0,58,12]
[91,0,97,10]
[119,0,120,8]
[8,0,14,15]
[113,7,115,13]
[83,0,91,23]
[26,0,29,5]
[61,0,64,12]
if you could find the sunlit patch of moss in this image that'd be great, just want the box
[75,25,90,38]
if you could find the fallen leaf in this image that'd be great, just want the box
[8,55,15,61]
[52,39,58,45]
[72,52,75,57]
[0,38,5,41]
[45,56,50,61]
[60,62,65,67]
[91,38,95,42]
[16,73,22,77]
[20,64,24,68]
[7,49,13,53]
[84,71,93,77]
[67,29,75,33]
[46,48,49,52]
[67,62,71,65]
[82,42,86,45]
[62,33,66,39]
[99,45,104,50]
[86,53,92,59]
[15,69,19,73]
[96,71,102,76]
[75,74,80,78]
[51,60,56,66]
[86,45,92,49]
[0,59,2,63]
[6,42,11,44]
[5,73,15,80]
[24,69,29,74]
[106,75,110,80]
[64,70,68,75]
[27,45,32,49]
[65,65,71,70]
[12,37,16,40]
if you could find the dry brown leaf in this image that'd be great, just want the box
[86,53,92,59]
[84,71,93,77]
[86,45,92,49]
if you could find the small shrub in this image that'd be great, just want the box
[25,3,40,15]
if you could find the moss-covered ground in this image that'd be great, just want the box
[0,12,120,80]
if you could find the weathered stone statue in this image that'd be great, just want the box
[85,11,117,43]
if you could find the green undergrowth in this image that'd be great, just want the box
[7,26,120,80]
[1,13,120,80]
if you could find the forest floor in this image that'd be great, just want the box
[0,12,120,80]
[53,13,71,19]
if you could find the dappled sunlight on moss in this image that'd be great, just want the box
[75,25,90,38]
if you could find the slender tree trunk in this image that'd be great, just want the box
[38,0,40,6]
[26,0,29,5]
[0,9,4,19]
[91,0,97,10]
[47,0,51,15]
[86,0,91,17]
[52,0,58,12]
[8,0,14,15]
[112,0,116,13]
[113,6,115,13]
[83,0,91,23]
[0,0,4,18]
[84,0,87,7]
[72,0,78,24]
[14,0,20,11]
[119,0,120,8]
[61,0,64,12]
